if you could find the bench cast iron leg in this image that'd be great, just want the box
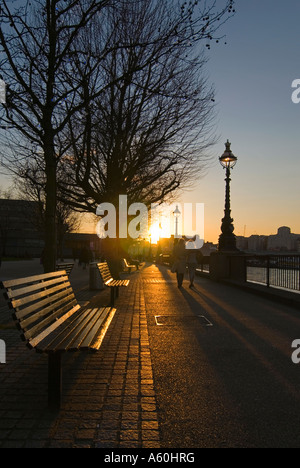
[48,353,62,410]
[116,286,119,298]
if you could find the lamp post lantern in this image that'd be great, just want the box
[218,140,238,252]
[173,205,181,238]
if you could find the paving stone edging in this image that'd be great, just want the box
[0,274,161,448]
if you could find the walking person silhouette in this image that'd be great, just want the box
[186,237,198,288]
[172,238,186,288]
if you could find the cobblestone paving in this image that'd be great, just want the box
[0,265,160,448]
[2,261,300,448]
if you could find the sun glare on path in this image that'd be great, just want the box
[149,223,167,244]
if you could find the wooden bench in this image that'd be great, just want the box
[122,258,138,273]
[96,262,129,306]
[1,271,116,410]
[56,262,74,277]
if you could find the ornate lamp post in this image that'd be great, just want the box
[218,140,238,252]
[173,205,181,238]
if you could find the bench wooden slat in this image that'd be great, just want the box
[39,307,98,352]
[9,280,71,310]
[62,307,111,352]
[22,296,78,342]
[110,280,123,287]
[80,308,115,350]
[53,307,102,352]
[4,275,69,300]
[28,304,81,349]
[37,306,116,353]
[36,307,93,352]
[13,287,75,322]
[99,272,112,283]
[111,279,129,287]
[62,308,104,351]
[1,271,66,289]
[16,288,75,325]
[89,307,116,351]
[56,263,74,277]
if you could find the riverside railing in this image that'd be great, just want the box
[196,256,210,274]
[157,253,211,274]
[246,254,300,293]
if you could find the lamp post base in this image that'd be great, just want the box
[210,250,245,282]
[218,233,238,252]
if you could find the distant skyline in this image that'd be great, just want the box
[178,0,300,243]
[1,1,300,244]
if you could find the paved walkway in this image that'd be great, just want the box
[0,261,300,448]
[0,261,159,448]
[144,265,300,448]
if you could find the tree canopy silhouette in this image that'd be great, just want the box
[0,0,235,269]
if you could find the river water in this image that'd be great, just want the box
[247,266,300,294]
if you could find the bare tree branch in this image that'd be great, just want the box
[59,0,230,213]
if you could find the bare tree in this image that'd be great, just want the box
[54,0,236,274]
[0,0,235,271]
[15,163,81,262]
[59,0,235,213]
[0,0,114,272]
[0,188,15,258]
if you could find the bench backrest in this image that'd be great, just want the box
[56,263,74,276]
[1,271,80,350]
[96,262,113,285]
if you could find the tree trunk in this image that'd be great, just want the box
[43,152,57,273]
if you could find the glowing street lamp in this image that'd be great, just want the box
[218,140,238,252]
[173,205,181,238]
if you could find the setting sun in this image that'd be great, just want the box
[149,223,162,244]
[149,222,171,244]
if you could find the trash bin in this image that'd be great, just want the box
[89,262,104,290]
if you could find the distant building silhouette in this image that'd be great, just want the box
[236,226,300,253]
[0,198,102,259]
[0,199,43,257]
[200,242,218,256]
[267,227,297,251]
[248,235,268,252]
